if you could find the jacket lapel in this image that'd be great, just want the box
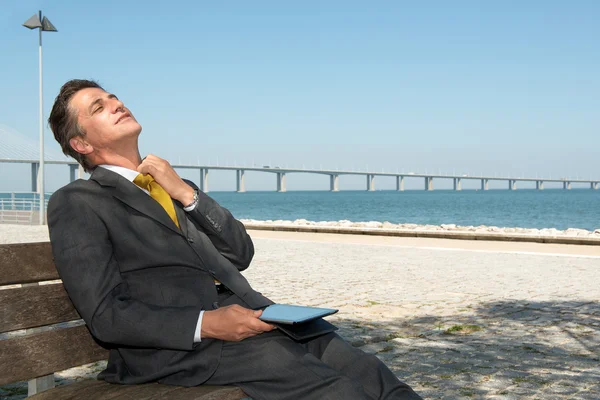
[173,201,189,238]
[90,167,183,236]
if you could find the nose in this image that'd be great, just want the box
[111,98,125,113]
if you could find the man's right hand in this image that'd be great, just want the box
[201,304,275,341]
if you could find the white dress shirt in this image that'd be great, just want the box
[99,165,204,343]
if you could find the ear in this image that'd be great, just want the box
[69,136,93,155]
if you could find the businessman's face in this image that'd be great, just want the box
[70,87,142,153]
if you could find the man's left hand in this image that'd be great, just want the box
[137,155,195,206]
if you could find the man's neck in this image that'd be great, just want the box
[93,150,141,170]
[105,153,141,169]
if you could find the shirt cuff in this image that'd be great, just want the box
[194,310,204,342]
[183,201,198,212]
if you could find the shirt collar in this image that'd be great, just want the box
[98,165,140,183]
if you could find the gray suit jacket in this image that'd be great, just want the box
[47,166,272,386]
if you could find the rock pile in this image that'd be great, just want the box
[241,219,600,238]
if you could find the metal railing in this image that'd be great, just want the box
[0,193,50,225]
[0,209,34,224]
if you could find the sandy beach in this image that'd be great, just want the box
[1,224,599,399]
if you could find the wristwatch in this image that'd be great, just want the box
[184,189,199,210]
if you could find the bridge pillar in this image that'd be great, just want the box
[565,181,571,190]
[277,172,287,192]
[453,178,461,191]
[366,175,375,191]
[236,170,245,193]
[69,164,78,182]
[31,163,39,192]
[481,179,489,191]
[200,168,209,192]
[509,180,516,190]
[396,176,404,191]
[425,177,433,191]
[536,181,544,190]
[330,174,339,192]
[594,182,599,190]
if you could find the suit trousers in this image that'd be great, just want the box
[204,292,422,400]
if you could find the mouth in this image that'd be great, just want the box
[115,113,131,124]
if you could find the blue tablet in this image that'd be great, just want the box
[259,304,338,325]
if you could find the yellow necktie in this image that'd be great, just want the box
[133,174,180,228]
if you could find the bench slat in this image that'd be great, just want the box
[30,379,148,399]
[0,283,80,333]
[29,379,247,400]
[0,242,59,285]
[161,385,247,400]
[0,325,108,385]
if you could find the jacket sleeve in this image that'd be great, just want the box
[48,188,200,351]
[183,180,254,271]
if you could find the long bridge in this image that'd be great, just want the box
[1,158,598,193]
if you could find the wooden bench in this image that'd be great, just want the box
[0,242,249,399]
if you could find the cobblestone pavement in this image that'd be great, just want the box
[2,231,600,399]
[244,237,600,399]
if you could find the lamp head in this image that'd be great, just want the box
[22,13,42,29]
[41,17,58,32]
[22,13,58,32]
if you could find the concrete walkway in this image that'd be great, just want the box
[1,227,599,399]
[245,231,600,399]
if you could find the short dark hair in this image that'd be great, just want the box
[48,79,104,172]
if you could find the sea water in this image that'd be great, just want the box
[209,189,600,231]
[1,189,598,231]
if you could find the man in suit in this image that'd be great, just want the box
[47,79,421,400]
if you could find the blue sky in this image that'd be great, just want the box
[1,1,599,191]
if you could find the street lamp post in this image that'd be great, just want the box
[23,11,57,225]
